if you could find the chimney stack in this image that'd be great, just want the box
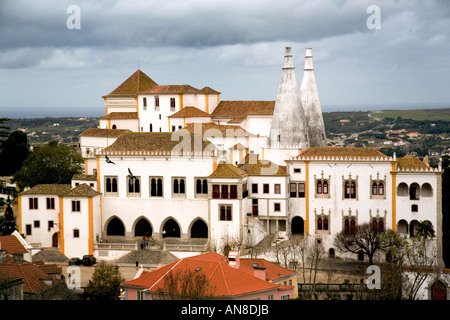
[0,250,7,263]
[252,265,267,281]
[13,252,23,264]
[299,47,327,147]
[228,251,240,269]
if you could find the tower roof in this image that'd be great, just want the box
[104,70,158,97]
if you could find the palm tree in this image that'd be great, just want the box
[415,220,435,239]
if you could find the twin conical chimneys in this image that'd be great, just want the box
[269,47,309,148]
[300,47,327,147]
[269,46,327,148]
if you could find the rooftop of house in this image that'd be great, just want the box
[238,160,288,177]
[99,112,139,120]
[296,147,389,160]
[103,131,214,155]
[123,252,292,298]
[168,107,211,118]
[208,163,249,179]
[396,154,430,170]
[19,183,99,198]
[80,128,131,138]
[0,235,28,255]
[183,122,254,137]
[211,100,275,124]
[103,69,158,97]
[239,258,297,282]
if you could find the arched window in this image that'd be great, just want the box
[202,179,208,194]
[344,219,350,234]
[196,179,202,194]
[372,182,378,195]
[323,218,329,230]
[106,178,112,193]
[345,182,350,199]
[323,181,328,194]
[317,181,323,194]
[372,220,379,233]
[350,219,356,234]
[151,178,157,196]
[317,218,323,230]
[157,178,163,196]
[180,179,185,194]
[112,124,117,129]
[378,182,384,195]
[350,182,356,198]
[173,179,179,193]
[378,220,384,232]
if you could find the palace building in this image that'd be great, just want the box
[18,48,444,266]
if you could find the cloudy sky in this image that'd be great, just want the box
[1,0,449,116]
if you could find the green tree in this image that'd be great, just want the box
[415,220,436,239]
[13,141,83,190]
[84,262,125,300]
[0,130,30,175]
[0,117,10,141]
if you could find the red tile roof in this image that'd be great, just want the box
[0,262,53,293]
[123,252,291,298]
[169,107,211,118]
[239,258,296,282]
[183,122,254,137]
[238,160,288,176]
[104,70,158,97]
[211,101,275,123]
[397,154,429,170]
[0,235,28,254]
[296,147,389,160]
[80,128,131,138]
[208,163,249,178]
[99,112,139,120]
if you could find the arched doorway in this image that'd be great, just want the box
[135,218,152,237]
[52,233,58,248]
[291,216,304,235]
[162,219,181,238]
[431,280,447,300]
[107,217,125,236]
[191,219,208,238]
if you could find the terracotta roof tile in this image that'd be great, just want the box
[104,132,214,155]
[0,235,28,254]
[238,160,288,176]
[104,70,158,97]
[200,86,221,94]
[397,154,429,170]
[208,164,248,178]
[20,184,72,197]
[169,107,211,118]
[0,262,52,293]
[123,252,290,298]
[99,112,139,120]
[144,84,201,95]
[72,174,97,181]
[64,184,100,197]
[240,258,296,282]
[80,128,131,138]
[211,101,275,123]
[296,147,389,160]
[183,122,254,137]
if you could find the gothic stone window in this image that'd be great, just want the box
[127,176,141,197]
[150,177,163,197]
[370,173,386,200]
[316,208,330,234]
[315,172,331,199]
[105,176,118,196]
[172,177,186,197]
[343,175,358,200]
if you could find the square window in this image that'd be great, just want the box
[34,220,40,228]
[274,184,281,194]
[72,200,81,212]
[252,184,258,194]
[294,168,301,173]
[274,203,281,211]
[220,205,232,221]
[26,225,32,236]
[46,197,55,210]
[73,229,80,238]
[263,184,269,194]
